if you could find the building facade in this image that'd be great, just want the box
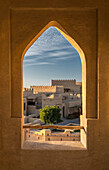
[25,129,80,141]
[23,80,82,123]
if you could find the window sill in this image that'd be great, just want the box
[22,140,86,150]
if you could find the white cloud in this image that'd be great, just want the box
[23,27,80,68]
[24,62,55,67]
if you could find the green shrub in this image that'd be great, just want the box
[40,105,61,124]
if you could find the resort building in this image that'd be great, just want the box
[23,79,82,123]
[25,129,80,141]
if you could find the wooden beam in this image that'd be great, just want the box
[23,125,84,130]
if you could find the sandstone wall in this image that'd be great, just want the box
[52,79,76,87]
[23,88,33,96]
[42,94,63,116]
[0,1,109,170]
[27,105,39,116]
[26,132,80,141]
[31,86,57,93]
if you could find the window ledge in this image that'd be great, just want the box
[22,140,86,150]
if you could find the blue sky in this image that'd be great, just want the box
[23,26,82,87]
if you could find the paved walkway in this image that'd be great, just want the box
[25,117,80,126]
[57,117,80,126]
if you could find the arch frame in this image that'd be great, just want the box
[21,20,86,118]
[10,8,98,149]
[21,21,87,147]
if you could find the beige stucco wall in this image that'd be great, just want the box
[27,105,39,115]
[26,131,80,141]
[42,94,63,117]
[0,0,109,169]
[52,79,76,86]
[31,86,57,93]
[30,85,64,94]
[52,79,81,93]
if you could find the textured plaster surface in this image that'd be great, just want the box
[0,0,109,169]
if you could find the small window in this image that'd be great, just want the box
[48,138,50,141]
[28,101,35,105]
[47,134,49,136]
[24,103,25,110]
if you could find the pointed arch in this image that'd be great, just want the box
[21,21,87,147]
[22,20,86,118]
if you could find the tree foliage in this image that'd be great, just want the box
[40,105,61,124]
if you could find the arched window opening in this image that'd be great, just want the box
[22,21,86,149]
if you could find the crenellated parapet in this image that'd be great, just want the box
[52,79,77,87]
[23,87,33,96]
[23,87,33,91]
[30,85,64,94]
